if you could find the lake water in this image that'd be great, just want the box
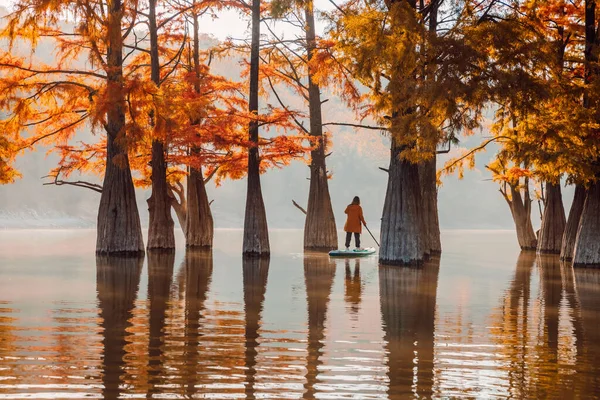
[0,229,599,399]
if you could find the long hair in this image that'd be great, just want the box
[351,196,360,205]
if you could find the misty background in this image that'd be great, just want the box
[0,6,574,234]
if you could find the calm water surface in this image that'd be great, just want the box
[0,229,599,399]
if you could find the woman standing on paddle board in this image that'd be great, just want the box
[344,196,367,250]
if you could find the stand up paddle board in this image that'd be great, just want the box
[328,247,376,257]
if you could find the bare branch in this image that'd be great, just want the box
[292,199,307,215]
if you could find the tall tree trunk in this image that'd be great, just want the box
[573,182,600,266]
[537,182,566,254]
[303,255,336,400]
[302,0,337,251]
[574,0,600,267]
[96,0,144,255]
[243,0,270,255]
[505,182,537,250]
[380,137,426,265]
[560,185,586,260]
[242,256,270,400]
[379,256,439,397]
[96,255,143,399]
[147,0,175,250]
[419,156,441,255]
[186,11,214,248]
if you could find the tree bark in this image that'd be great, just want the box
[560,185,586,260]
[243,0,270,255]
[242,255,270,400]
[505,182,537,250]
[96,0,144,255]
[302,0,338,251]
[146,0,175,250]
[537,182,566,254]
[379,256,439,397]
[419,156,441,255]
[303,254,336,400]
[573,182,600,266]
[96,255,143,399]
[185,12,214,248]
[380,137,426,265]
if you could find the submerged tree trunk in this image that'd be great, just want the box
[303,255,336,399]
[97,0,144,255]
[380,138,426,265]
[186,12,214,248]
[147,0,175,250]
[573,182,600,266]
[243,0,270,255]
[96,256,143,399]
[504,181,537,250]
[242,256,270,400]
[302,0,337,251]
[560,185,586,260]
[537,182,566,254]
[379,257,439,397]
[419,156,441,255]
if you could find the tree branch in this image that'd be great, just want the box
[292,199,307,215]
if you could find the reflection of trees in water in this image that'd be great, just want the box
[242,256,270,400]
[573,267,600,395]
[96,255,143,400]
[146,251,175,399]
[181,249,214,398]
[490,252,600,397]
[303,255,336,400]
[379,257,440,399]
[344,258,362,318]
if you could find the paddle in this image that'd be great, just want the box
[364,224,380,247]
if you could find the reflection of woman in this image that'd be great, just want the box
[242,256,270,400]
[344,258,362,317]
[303,255,336,399]
[344,196,366,250]
[379,257,439,399]
[96,255,143,400]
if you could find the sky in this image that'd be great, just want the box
[0,0,335,41]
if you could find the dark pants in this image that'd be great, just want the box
[345,232,360,248]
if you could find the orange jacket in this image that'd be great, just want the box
[344,204,366,233]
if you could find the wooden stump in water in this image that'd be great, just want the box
[573,182,600,267]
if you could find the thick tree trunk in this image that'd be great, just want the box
[379,256,439,397]
[146,0,175,250]
[243,0,270,255]
[537,183,566,254]
[242,256,270,400]
[146,250,175,397]
[560,185,586,260]
[380,138,426,265]
[419,156,441,255]
[96,255,143,399]
[185,12,214,248]
[506,182,537,250]
[573,182,600,266]
[302,0,337,251]
[186,167,213,248]
[97,0,144,255]
[303,254,336,400]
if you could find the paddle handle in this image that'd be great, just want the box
[364,224,380,247]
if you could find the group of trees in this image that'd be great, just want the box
[2,0,600,266]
